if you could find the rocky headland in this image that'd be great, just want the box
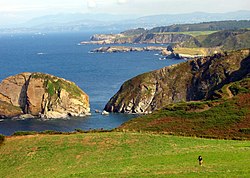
[81,33,194,45]
[90,46,190,60]
[0,72,90,119]
[104,49,250,114]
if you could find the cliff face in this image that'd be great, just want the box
[133,33,194,44]
[0,72,90,119]
[104,49,250,114]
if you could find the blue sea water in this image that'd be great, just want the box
[0,32,184,135]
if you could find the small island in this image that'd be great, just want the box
[0,72,90,119]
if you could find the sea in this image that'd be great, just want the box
[0,32,185,135]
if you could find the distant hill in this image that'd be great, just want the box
[149,20,250,33]
[82,21,250,51]
[2,11,250,33]
[136,10,250,28]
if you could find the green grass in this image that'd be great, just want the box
[154,31,217,37]
[173,47,209,56]
[32,73,83,99]
[0,132,250,177]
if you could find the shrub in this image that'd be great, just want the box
[239,128,250,134]
[12,131,37,136]
[40,130,63,135]
[0,134,5,145]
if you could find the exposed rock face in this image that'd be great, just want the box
[105,49,250,114]
[0,72,90,119]
[0,72,30,112]
[133,33,194,44]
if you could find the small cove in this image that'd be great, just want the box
[0,32,184,135]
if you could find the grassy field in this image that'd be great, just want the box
[173,47,209,56]
[173,47,223,56]
[0,132,250,178]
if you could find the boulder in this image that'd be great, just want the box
[0,72,90,119]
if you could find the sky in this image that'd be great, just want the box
[1,0,250,26]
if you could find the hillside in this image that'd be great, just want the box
[0,132,250,177]
[105,49,250,114]
[82,20,250,49]
[149,20,250,33]
[118,79,250,140]
[82,32,194,44]
[179,29,250,50]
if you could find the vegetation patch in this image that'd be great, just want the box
[154,31,218,37]
[239,128,250,134]
[229,78,250,95]
[12,131,38,136]
[174,47,221,56]
[119,91,250,140]
[31,73,83,99]
[0,134,5,145]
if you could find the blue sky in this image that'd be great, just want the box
[1,0,250,25]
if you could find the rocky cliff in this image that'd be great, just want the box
[104,49,250,114]
[0,72,90,119]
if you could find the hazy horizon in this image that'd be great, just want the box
[1,0,250,27]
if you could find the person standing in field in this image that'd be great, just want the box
[198,156,203,166]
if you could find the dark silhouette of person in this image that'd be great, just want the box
[198,155,203,166]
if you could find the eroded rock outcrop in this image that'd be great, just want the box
[105,49,250,114]
[0,72,90,119]
[91,46,167,53]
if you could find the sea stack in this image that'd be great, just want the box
[0,72,90,119]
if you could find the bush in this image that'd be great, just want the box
[0,134,5,145]
[40,130,63,135]
[12,131,37,136]
[239,128,250,134]
[75,128,85,133]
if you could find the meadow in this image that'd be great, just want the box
[0,132,250,177]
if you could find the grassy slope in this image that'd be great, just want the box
[173,47,221,56]
[154,31,217,37]
[179,29,250,51]
[118,78,250,140]
[0,132,250,178]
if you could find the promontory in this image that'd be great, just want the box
[104,49,250,114]
[0,72,90,119]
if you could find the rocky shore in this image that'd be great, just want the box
[90,46,167,53]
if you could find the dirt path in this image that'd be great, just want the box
[225,84,234,98]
